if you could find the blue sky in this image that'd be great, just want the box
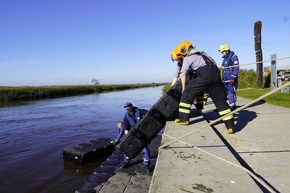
[1,0,290,86]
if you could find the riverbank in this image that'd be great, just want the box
[0,82,167,101]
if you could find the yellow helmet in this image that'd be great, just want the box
[175,41,192,56]
[171,49,178,61]
[219,44,231,53]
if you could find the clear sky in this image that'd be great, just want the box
[1,0,290,86]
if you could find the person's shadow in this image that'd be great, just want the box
[234,99,267,132]
[202,99,267,132]
[234,109,257,132]
[205,107,257,133]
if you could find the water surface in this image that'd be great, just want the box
[0,86,163,193]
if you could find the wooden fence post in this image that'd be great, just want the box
[254,21,263,89]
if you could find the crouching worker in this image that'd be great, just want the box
[121,102,151,174]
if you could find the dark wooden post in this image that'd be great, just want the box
[254,21,263,89]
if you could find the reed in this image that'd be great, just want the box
[0,83,167,101]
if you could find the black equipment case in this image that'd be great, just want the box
[118,79,182,159]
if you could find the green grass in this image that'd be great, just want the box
[237,87,290,108]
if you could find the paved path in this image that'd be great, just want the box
[149,97,290,193]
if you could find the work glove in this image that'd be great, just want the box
[230,79,235,84]
[110,140,117,145]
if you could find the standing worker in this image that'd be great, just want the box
[173,41,235,134]
[219,44,240,110]
[121,102,151,173]
[171,49,204,114]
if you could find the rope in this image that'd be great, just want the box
[162,133,276,193]
[222,56,290,69]
[150,56,290,192]
[149,56,290,193]
[155,82,290,192]
[158,80,290,150]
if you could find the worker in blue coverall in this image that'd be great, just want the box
[121,102,151,173]
[219,44,240,110]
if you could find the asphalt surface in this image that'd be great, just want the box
[149,96,290,193]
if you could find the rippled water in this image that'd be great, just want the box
[0,86,164,193]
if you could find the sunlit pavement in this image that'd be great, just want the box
[149,97,290,193]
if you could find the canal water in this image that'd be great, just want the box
[0,86,164,193]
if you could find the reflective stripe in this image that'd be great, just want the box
[179,102,191,108]
[219,109,231,116]
[179,108,191,114]
[222,114,233,121]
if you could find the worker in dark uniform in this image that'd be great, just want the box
[219,44,239,110]
[173,41,235,134]
[121,102,151,173]
[170,49,204,114]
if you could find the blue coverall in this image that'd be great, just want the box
[221,51,239,110]
[123,107,150,166]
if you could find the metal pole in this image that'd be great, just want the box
[270,54,277,90]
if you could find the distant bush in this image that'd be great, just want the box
[237,69,271,88]
[238,69,257,88]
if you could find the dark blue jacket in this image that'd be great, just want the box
[123,107,147,131]
[222,51,239,83]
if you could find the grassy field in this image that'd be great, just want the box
[0,83,167,101]
[237,87,290,108]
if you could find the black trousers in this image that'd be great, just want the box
[179,64,235,129]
